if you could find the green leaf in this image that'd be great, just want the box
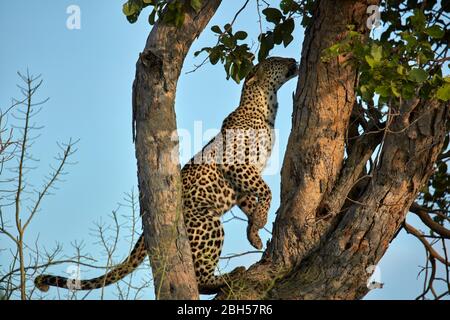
[436,83,450,101]
[209,48,221,65]
[123,2,137,16]
[238,59,253,80]
[148,9,157,25]
[224,59,232,79]
[301,15,312,27]
[273,25,283,45]
[370,44,383,62]
[417,52,430,65]
[221,35,236,48]
[360,85,374,101]
[365,55,377,68]
[190,0,202,13]
[396,65,406,75]
[211,25,222,34]
[283,33,294,47]
[258,33,274,62]
[425,25,445,39]
[280,0,301,14]
[408,68,428,83]
[230,62,240,83]
[375,85,391,97]
[194,46,210,57]
[284,18,295,34]
[409,9,426,30]
[391,82,401,97]
[402,83,415,99]
[262,8,283,24]
[234,31,248,40]
[224,23,232,34]
[328,43,341,55]
[381,9,400,25]
[126,13,139,23]
[282,19,295,47]
[378,95,389,106]
[163,2,185,27]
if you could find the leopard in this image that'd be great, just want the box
[34,56,298,294]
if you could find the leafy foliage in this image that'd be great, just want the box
[194,24,254,83]
[258,7,296,61]
[122,1,448,93]
[122,0,203,27]
[191,1,311,83]
[323,5,449,105]
[122,0,314,83]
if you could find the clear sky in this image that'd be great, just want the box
[0,0,446,300]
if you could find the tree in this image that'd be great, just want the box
[128,0,449,300]
[0,72,77,300]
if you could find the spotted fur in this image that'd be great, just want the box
[35,57,298,294]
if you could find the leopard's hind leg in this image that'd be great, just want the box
[185,209,224,293]
[184,209,244,294]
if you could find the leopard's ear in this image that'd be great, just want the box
[245,66,263,86]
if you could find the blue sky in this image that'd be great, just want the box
[0,0,446,300]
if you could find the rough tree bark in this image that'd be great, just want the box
[132,0,221,300]
[216,0,448,300]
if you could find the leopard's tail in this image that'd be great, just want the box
[34,234,146,292]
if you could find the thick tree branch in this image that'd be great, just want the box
[409,203,450,239]
[266,0,381,268]
[216,0,448,300]
[404,222,450,266]
[268,100,448,299]
[323,123,383,216]
[216,0,380,300]
[133,0,221,299]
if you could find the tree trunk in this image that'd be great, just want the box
[132,0,221,300]
[217,0,448,300]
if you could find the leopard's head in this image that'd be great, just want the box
[244,57,298,91]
